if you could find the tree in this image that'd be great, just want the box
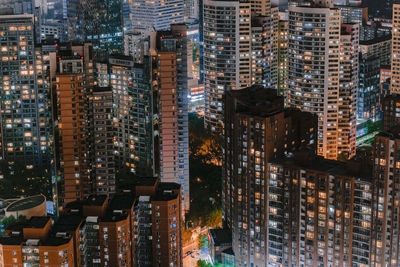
[204,208,222,228]
[1,215,16,230]
[197,260,212,267]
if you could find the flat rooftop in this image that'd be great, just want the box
[24,216,51,229]
[102,211,129,222]
[41,235,71,246]
[270,152,372,182]
[85,195,107,206]
[7,195,45,212]
[377,126,400,140]
[227,85,284,118]
[52,214,82,233]
[136,177,159,187]
[154,183,180,202]
[108,193,135,211]
[0,235,24,245]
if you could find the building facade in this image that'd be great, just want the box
[267,154,372,267]
[370,130,400,267]
[0,14,53,168]
[358,36,392,124]
[0,179,182,267]
[223,85,316,266]
[203,0,278,133]
[287,5,358,160]
[390,3,400,94]
[151,25,190,213]
[130,0,184,34]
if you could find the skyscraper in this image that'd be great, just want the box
[80,0,123,60]
[107,56,153,176]
[130,0,184,34]
[267,153,372,267]
[358,36,392,124]
[0,14,53,168]
[151,25,190,213]
[203,0,278,132]
[95,55,154,176]
[277,13,288,98]
[223,85,316,266]
[52,43,94,205]
[89,86,116,195]
[287,4,358,160]
[390,3,400,94]
[370,129,400,266]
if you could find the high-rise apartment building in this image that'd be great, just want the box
[203,0,251,132]
[287,4,358,160]
[223,85,317,266]
[203,0,278,132]
[95,55,154,177]
[89,86,116,195]
[108,56,154,176]
[277,14,288,98]
[358,36,392,124]
[130,0,184,34]
[123,31,149,63]
[391,3,400,94]
[382,95,400,131]
[80,0,123,60]
[52,43,94,205]
[0,14,53,168]
[267,154,372,267]
[151,25,190,213]
[370,129,400,266]
[338,24,359,159]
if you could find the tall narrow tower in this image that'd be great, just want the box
[390,3,400,94]
[287,4,358,160]
[203,0,278,133]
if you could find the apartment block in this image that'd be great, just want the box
[0,178,182,267]
[370,129,400,266]
[151,25,190,214]
[267,153,372,267]
[287,4,358,160]
[0,14,53,168]
[223,85,316,266]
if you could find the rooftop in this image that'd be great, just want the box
[6,195,46,212]
[270,151,372,182]
[108,193,135,211]
[226,85,284,118]
[376,127,400,140]
[153,183,180,202]
[136,177,159,187]
[93,86,112,93]
[41,235,71,246]
[52,214,82,233]
[102,210,129,222]
[360,35,392,45]
[24,216,51,229]
[85,195,108,206]
[0,235,24,245]
[222,247,235,256]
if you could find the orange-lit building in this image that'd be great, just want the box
[52,43,94,206]
[0,216,76,267]
[382,95,400,132]
[151,25,190,214]
[0,179,183,267]
[370,129,400,266]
